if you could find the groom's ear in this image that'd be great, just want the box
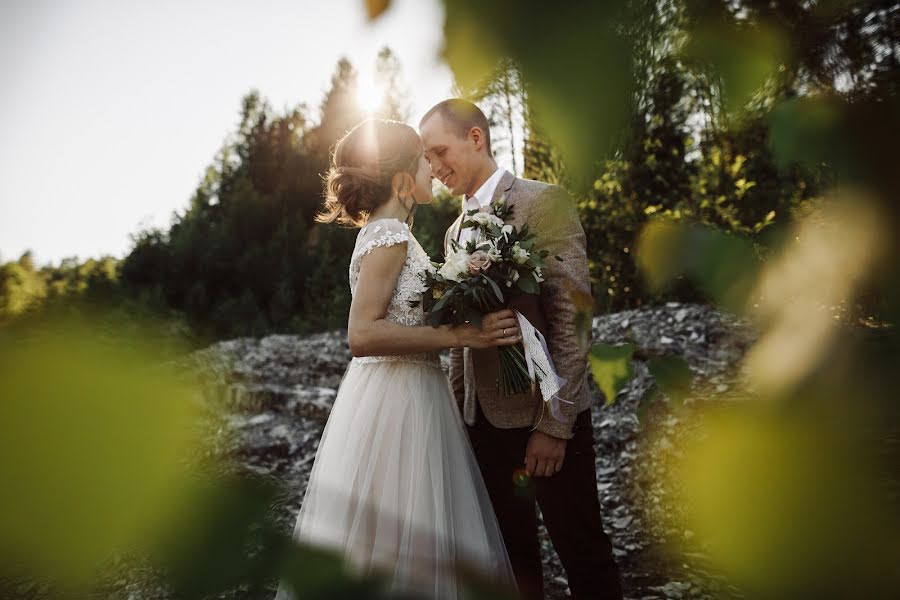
[469,126,487,152]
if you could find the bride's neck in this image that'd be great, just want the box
[368,195,410,224]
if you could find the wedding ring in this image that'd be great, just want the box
[502,328,507,336]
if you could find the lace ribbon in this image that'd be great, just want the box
[514,310,572,422]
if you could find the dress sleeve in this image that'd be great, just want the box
[353,218,411,261]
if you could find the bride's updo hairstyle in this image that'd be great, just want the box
[317,118,423,227]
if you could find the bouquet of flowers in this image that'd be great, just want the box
[416,196,561,397]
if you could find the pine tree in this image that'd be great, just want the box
[373,47,411,121]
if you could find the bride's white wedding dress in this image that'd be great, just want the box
[274,218,515,599]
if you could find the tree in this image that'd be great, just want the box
[464,58,527,175]
[308,58,366,160]
[373,46,411,121]
[115,55,380,339]
[0,252,47,323]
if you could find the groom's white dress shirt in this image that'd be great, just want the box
[458,167,508,247]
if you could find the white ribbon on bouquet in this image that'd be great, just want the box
[514,310,573,423]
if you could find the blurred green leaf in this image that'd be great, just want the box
[684,20,788,114]
[150,474,281,598]
[638,220,759,314]
[277,539,386,600]
[647,355,693,404]
[442,0,634,186]
[769,96,844,172]
[636,220,689,292]
[589,342,635,406]
[0,319,201,586]
[676,408,900,596]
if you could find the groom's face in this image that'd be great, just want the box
[420,114,478,197]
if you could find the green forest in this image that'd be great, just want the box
[6,0,893,346]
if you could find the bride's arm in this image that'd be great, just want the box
[347,243,521,357]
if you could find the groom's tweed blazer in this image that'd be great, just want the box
[443,171,593,440]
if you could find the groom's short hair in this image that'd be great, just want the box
[420,99,492,154]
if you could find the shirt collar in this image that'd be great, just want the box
[462,167,506,212]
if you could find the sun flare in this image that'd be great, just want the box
[355,67,386,115]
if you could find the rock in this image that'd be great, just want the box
[270,424,291,439]
[614,515,634,529]
[93,302,753,600]
[247,413,273,426]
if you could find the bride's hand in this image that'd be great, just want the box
[451,309,521,349]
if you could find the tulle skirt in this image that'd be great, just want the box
[274,356,517,599]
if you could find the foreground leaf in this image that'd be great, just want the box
[363,0,390,20]
[647,355,693,405]
[589,342,635,406]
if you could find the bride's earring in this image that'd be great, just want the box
[406,195,417,226]
[400,178,417,226]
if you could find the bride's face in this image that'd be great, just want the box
[409,153,434,205]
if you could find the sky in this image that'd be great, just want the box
[0,0,459,265]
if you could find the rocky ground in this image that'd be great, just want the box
[180,302,755,600]
[6,303,756,600]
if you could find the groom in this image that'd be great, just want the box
[420,99,623,599]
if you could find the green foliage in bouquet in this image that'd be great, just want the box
[413,196,560,395]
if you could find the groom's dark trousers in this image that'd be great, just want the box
[467,400,623,600]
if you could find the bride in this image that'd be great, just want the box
[274,118,519,599]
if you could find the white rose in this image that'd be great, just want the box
[534,266,545,283]
[476,239,502,262]
[466,212,505,229]
[511,243,530,264]
[438,249,470,282]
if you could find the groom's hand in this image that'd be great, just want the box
[525,430,567,477]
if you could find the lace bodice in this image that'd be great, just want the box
[348,218,440,367]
